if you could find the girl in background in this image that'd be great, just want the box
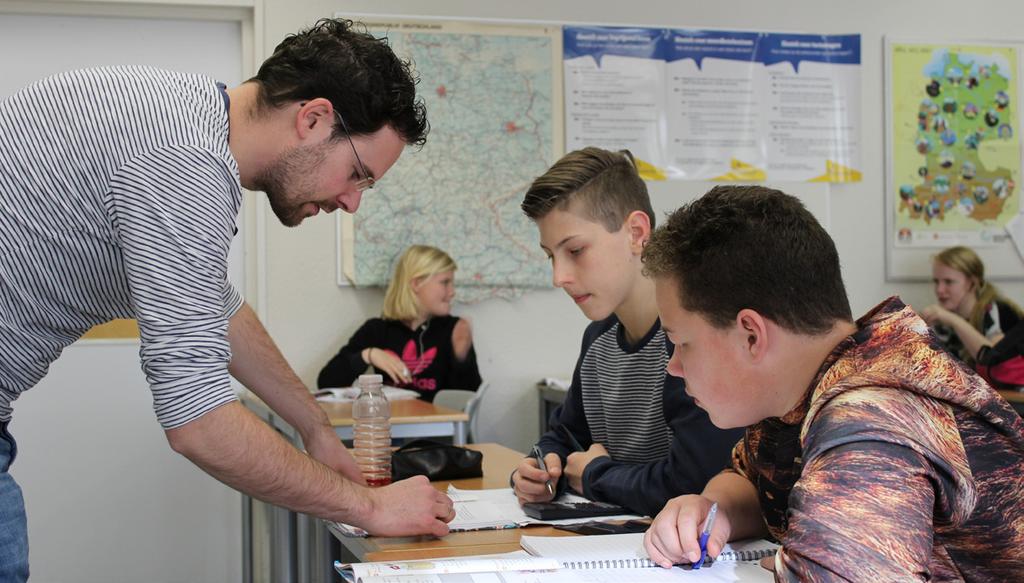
[318,245,482,402]
[921,245,1024,388]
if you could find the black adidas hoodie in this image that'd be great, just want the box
[317,315,482,402]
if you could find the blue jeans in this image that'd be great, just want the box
[0,422,28,583]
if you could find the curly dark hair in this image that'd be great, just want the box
[251,18,428,146]
[643,185,852,334]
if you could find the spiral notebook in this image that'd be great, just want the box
[520,532,779,569]
[335,551,771,583]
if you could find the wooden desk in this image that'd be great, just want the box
[319,398,470,444]
[332,443,575,563]
[242,393,469,445]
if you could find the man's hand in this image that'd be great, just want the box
[359,476,455,537]
[303,425,366,485]
[451,319,473,361]
[512,453,561,504]
[644,494,731,568]
[564,443,609,494]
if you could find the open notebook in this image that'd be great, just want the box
[446,486,641,530]
[335,536,779,583]
[334,551,560,583]
[521,532,779,569]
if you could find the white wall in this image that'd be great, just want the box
[1,9,246,583]
[260,0,1024,455]
[10,348,241,582]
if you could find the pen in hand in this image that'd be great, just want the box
[557,424,585,452]
[693,502,718,570]
[531,445,555,496]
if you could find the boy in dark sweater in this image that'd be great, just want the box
[513,148,742,517]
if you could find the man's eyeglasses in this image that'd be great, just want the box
[334,110,375,192]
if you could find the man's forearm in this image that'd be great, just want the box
[228,302,329,439]
[702,471,768,540]
[166,401,370,523]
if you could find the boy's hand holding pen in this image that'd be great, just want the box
[644,497,730,570]
[512,446,562,504]
[512,425,593,504]
[531,445,555,496]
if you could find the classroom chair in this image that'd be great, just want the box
[434,382,489,443]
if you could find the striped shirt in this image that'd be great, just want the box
[0,66,243,429]
[578,320,672,462]
[537,315,742,516]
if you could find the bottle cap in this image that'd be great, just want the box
[358,374,384,385]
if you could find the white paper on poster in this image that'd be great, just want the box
[564,54,666,171]
[764,60,861,181]
[665,57,766,180]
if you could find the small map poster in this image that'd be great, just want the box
[889,41,1020,249]
[885,38,1024,280]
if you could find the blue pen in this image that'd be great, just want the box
[693,502,718,570]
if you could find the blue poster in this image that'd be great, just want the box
[564,26,861,181]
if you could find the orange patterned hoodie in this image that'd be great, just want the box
[731,297,1024,582]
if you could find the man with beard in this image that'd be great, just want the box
[0,19,453,581]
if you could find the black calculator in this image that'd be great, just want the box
[522,500,628,520]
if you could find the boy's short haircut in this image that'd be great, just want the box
[643,185,852,335]
[521,147,655,232]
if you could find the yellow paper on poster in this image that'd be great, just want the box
[713,159,767,182]
[635,158,668,181]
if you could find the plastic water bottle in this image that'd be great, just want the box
[352,374,392,486]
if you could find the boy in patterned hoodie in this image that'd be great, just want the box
[642,185,1024,581]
